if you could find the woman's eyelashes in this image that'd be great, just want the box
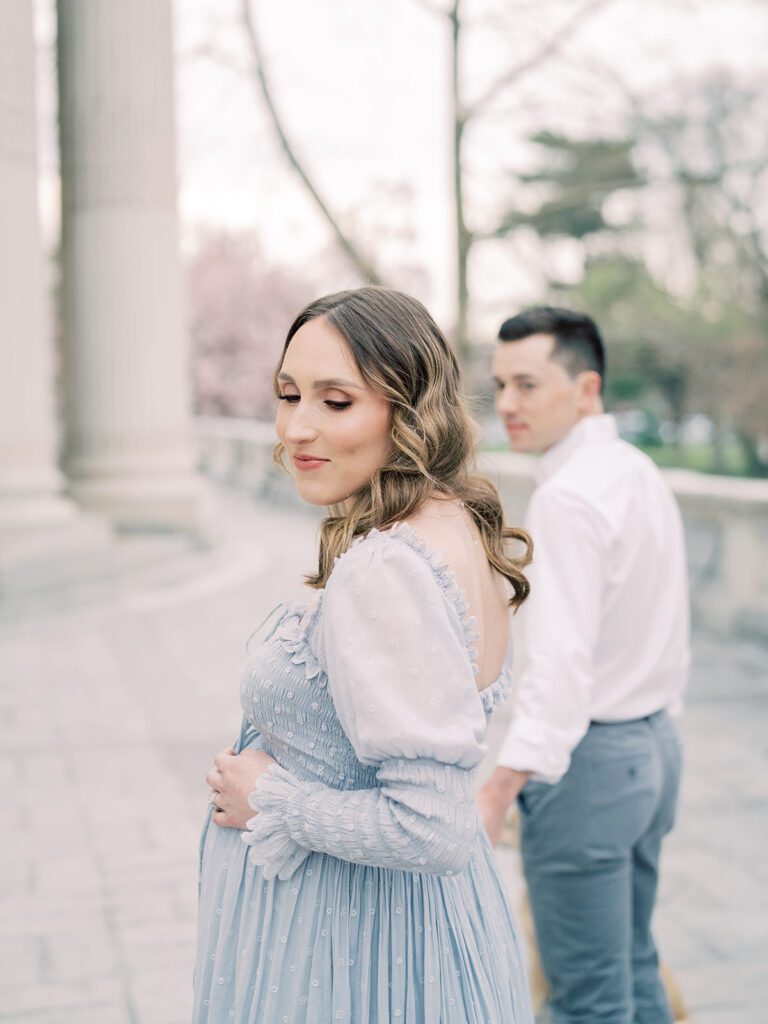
[277,393,352,411]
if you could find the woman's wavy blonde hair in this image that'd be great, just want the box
[273,286,532,608]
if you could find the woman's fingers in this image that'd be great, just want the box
[204,748,273,831]
[213,749,234,770]
[211,800,242,830]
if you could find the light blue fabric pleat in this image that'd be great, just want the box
[193,526,533,1023]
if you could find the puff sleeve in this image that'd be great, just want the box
[241,531,488,880]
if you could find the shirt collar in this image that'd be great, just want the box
[535,414,619,485]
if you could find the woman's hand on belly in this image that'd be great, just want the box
[206,747,277,829]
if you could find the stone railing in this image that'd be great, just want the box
[196,417,768,640]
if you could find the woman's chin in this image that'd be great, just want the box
[294,480,340,507]
[294,479,361,510]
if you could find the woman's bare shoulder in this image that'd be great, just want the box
[400,497,474,556]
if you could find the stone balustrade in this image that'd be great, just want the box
[196,417,768,640]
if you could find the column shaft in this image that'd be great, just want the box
[57,0,205,529]
[0,1,80,549]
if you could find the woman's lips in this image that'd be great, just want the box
[292,455,329,472]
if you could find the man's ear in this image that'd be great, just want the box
[576,370,602,411]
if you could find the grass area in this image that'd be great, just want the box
[635,443,751,477]
[482,440,757,477]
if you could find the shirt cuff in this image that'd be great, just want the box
[496,720,578,784]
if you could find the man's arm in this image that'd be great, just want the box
[478,487,605,845]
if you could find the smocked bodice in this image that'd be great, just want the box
[239,524,512,793]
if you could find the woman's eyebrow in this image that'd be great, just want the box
[277,372,365,390]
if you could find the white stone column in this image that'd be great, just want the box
[57,0,206,530]
[0,0,88,568]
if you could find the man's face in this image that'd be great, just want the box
[492,333,593,453]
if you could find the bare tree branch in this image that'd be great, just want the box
[466,0,615,118]
[561,49,644,118]
[716,182,768,298]
[240,0,382,284]
[449,0,472,359]
[186,41,254,80]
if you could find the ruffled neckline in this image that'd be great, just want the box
[265,522,513,714]
[269,593,326,683]
[359,524,513,714]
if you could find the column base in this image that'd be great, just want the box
[0,494,112,572]
[66,473,214,534]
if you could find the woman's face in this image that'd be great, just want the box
[275,316,392,507]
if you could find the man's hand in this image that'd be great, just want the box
[477,767,531,847]
[205,747,277,830]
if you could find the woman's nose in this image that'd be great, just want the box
[283,402,319,443]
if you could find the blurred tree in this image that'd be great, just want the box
[493,131,644,242]
[195,4,768,473]
[638,75,768,473]
[643,75,768,306]
[557,256,693,423]
[537,74,768,474]
[413,0,614,358]
[239,0,382,286]
[186,197,431,420]
[233,0,615,359]
[187,230,316,418]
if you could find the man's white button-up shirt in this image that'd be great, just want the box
[498,414,690,784]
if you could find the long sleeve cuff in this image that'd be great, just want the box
[241,765,313,881]
[241,759,479,881]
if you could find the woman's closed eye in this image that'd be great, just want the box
[277,394,352,411]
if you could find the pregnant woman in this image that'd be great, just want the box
[193,286,534,1023]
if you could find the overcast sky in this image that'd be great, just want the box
[34,0,768,325]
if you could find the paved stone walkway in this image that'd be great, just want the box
[1,490,765,1023]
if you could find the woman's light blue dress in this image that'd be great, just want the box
[193,525,533,1023]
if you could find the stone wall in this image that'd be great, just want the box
[196,417,768,641]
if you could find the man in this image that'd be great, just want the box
[479,307,690,1024]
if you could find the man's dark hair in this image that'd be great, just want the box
[498,306,605,386]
